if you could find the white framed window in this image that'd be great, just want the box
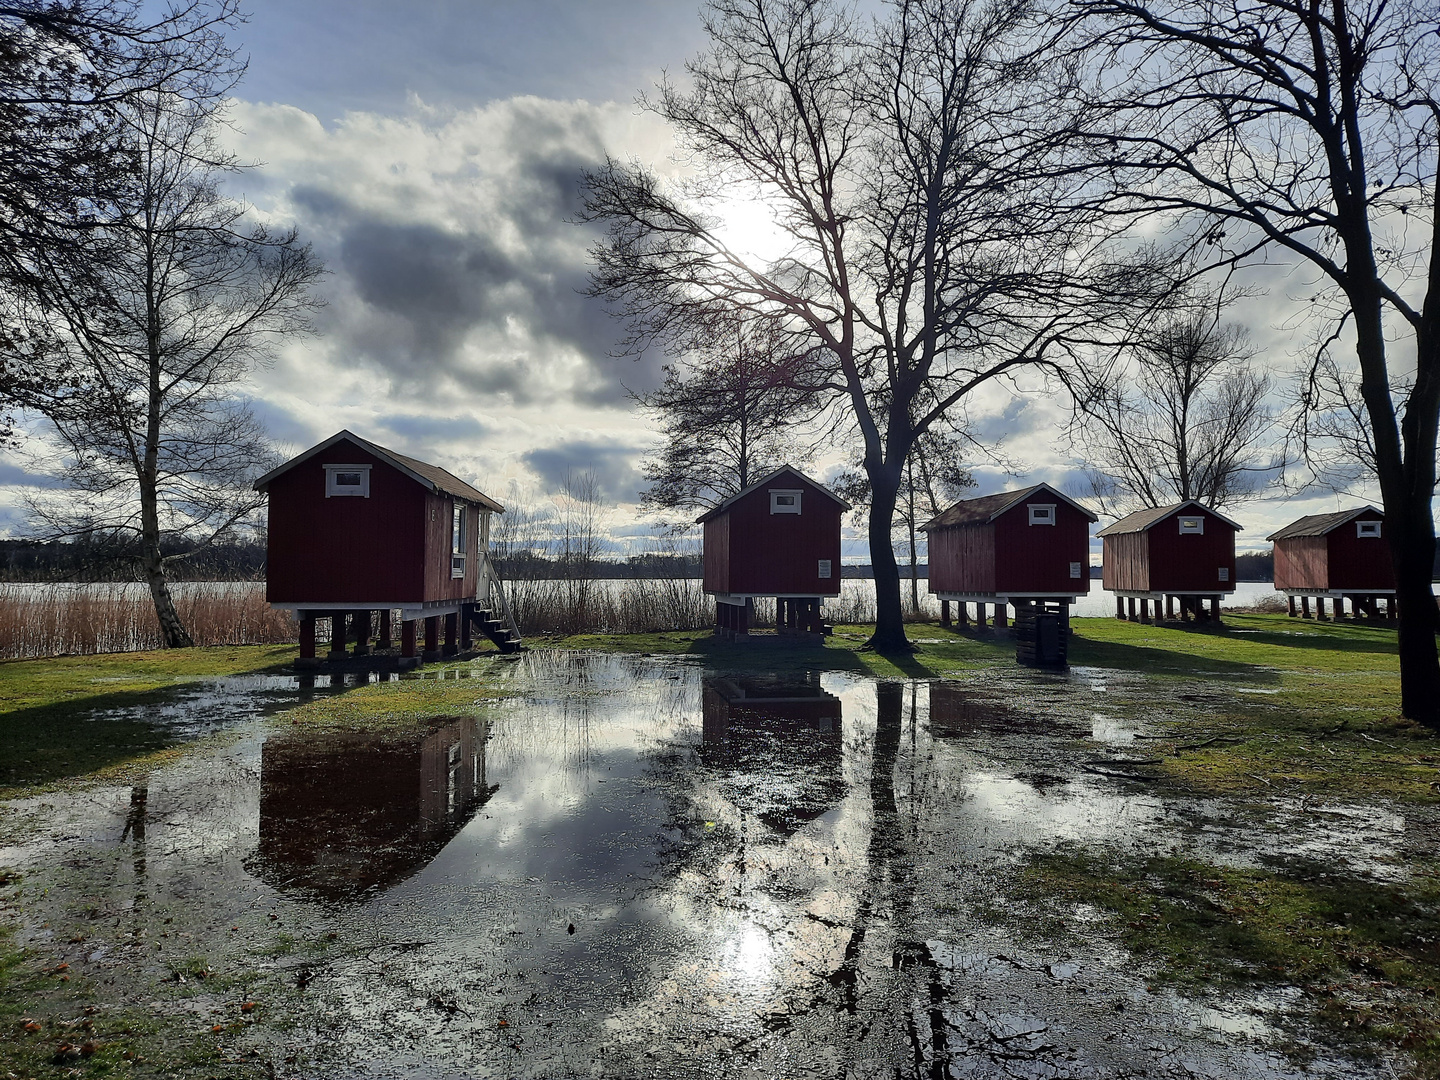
[770,489,802,515]
[1218,567,1230,582]
[1178,516,1204,535]
[1357,520,1381,538]
[451,503,466,578]
[818,559,832,579]
[1028,504,1056,526]
[1070,561,1083,579]
[325,464,371,497]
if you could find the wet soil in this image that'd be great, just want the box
[0,650,1428,1077]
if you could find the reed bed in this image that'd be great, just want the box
[0,582,297,659]
[505,576,713,636]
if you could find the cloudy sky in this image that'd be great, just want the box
[1,0,1398,561]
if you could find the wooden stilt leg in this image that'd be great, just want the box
[459,604,473,650]
[995,603,1008,629]
[1287,595,1296,618]
[941,599,951,628]
[1116,595,1125,620]
[378,609,393,649]
[443,612,458,655]
[299,616,316,665]
[328,612,348,658]
[1317,597,1329,622]
[957,602,969,627]
[352,610,372,656]
[423,615,440,660]
[401,619,417,660]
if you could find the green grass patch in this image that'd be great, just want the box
[1019,847,1440,1073]
[280,656,512,731]
[0,646,297,792]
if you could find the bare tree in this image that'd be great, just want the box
[583,0,1152,651]
[15,94,323,647]
[0,1,244,440]
[1076,309,1277,516]
[636,314,823,518]
[1068,0,1440,721]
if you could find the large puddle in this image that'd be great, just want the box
[0,652,1408,1077]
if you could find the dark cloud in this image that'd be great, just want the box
[285,148,665,410]
[0,462,59,488]
[522,439,646,504]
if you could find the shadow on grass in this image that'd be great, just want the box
[1222,622,1401,656]
[1068,634,1279,680]
[0,665,357,789]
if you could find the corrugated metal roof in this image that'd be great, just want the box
[1265,506,1381,541]
[1095,500,1243,537]
[920,482,1097,531]
[253,430,504,512]
[695,465,850,524]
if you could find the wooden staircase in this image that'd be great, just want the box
[472,558,524,653]
[468,605,523,653]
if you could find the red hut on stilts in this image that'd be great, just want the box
[1098,502,1241,623]
[255,430,521,668]
[921,483,1096,665]
[1268,507,1395,621]
[698,466,848,644]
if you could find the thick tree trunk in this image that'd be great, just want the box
[1349,272,1440,725]
[866,462,911,652]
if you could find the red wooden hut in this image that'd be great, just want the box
[254,430,520,667]
[1267,506,1394,621]
[697,465,848,642]
[921,483,1097,650]
[1097,501,1241,623]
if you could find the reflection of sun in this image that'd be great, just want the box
[716,918,775,991]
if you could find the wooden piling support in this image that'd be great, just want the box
[377,609,393,650]
[352,610,372,656]
[401,619,417,660]
[328,612,347,658]
[298,616,317,665]
[443,612,458,656]
[423,615,440,661]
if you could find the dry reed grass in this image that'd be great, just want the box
[0,582,297,659]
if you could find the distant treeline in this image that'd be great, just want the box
[2,541,1284,583]
[0,538,268,582]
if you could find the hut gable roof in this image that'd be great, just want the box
[253,430,504,512]
[694,465,850,524]
[919,482,1097,532]
[1095,500,1242,537]
[1265,506,1382,541]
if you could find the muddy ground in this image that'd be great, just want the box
[1,626,1437,1078]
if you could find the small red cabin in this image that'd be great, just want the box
[696,465,848,642]
[1267,506,1394,621]
[255,430,518,666]
[921,483,1097,664]
[1098,501,1241,622]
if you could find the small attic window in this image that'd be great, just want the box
[1028,504,1056,526]
[325,464,371,498]
[1178,516,1204,535]
[1357,520,1381,538]
[770,489,802,515]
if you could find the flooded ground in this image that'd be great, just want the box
[0,650,1422,1077]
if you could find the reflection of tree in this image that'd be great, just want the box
[827,681,949,1074]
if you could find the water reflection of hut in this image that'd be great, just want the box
[701,674,844,834]
[1267,507,1394,621]
[252,717,495,902]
